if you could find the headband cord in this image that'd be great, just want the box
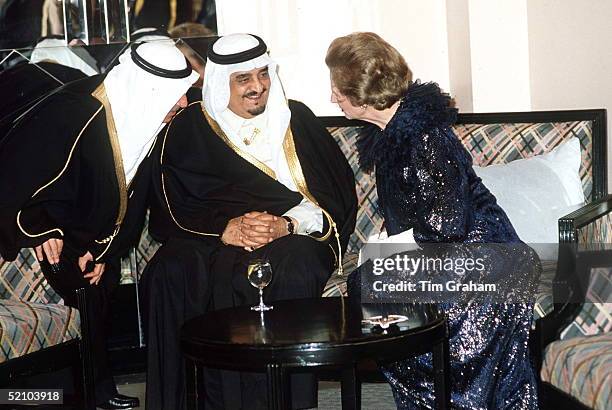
[130,42,192,79]
[207,34,267,65]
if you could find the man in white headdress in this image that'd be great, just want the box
[141,33,357,409]
[0,40,198,409]
[129,26,206,88]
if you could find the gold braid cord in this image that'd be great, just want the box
[282,128,344,275]
[91,84,129,260]
[160,102,220,237]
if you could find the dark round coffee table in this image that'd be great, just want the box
[181,297,450,409]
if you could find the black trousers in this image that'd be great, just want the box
[39,241,119,404]
[141,234,335,410]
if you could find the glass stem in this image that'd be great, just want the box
[259,288,264,308]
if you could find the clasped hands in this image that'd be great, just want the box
[221,211,293,251]
[34,238,105,285]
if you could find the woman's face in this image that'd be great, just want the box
[330,80,363,120]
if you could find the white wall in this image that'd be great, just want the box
[527,0,612,190]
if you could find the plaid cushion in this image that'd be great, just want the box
[533,260,557,323]
[453,121,594,201]
[578,213,612,244]
[561,266,612,340]
[133,218,161,279]
[322,252,359,297]
[541,333,611,410]
[0,251,61,303]
[328,126,384,254]
[0,300,80,362]
[531,262,612,338]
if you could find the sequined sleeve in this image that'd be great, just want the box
[409,128,472,242]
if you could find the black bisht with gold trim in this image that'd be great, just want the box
[0,75,151,263]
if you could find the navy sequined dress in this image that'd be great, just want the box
[356,81,538,409]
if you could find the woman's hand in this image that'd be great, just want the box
[34,238,63,264]
[78,251,105,285]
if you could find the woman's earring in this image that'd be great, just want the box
[361,104,368,109]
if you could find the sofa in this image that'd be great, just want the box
[1,108,609,409]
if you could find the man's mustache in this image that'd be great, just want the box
[243,88,268,98]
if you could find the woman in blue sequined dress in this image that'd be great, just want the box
[325,32,538,409]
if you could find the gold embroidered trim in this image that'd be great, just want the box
[95,225,120,244]
[94,225,119,261]
[282,128,344,274]
[282,128,333,241]
[159,105,219,237]
[201,105,277,179]
[16,105,104,240]
[134,0,145,15]
[169,0,177,29]
[91,83,128,227]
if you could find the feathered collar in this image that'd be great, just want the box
[356,80,457,173]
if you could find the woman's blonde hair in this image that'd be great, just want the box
[325,32,411,110]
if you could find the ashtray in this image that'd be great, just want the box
[361,314,409,329]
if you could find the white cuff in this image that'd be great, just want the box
[283,199,323,234]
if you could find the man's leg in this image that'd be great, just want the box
[39,245,119,405]
[140,237,216,410]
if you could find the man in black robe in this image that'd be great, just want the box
[141,33,357,409]
[0,40,198,409]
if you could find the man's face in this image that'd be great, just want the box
[227,66,270,118]
[163,94,188,123]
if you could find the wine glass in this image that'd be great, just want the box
[247,258,273,311]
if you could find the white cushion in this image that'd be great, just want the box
[473,137,585,259]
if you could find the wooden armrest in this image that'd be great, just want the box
[558,194,612,242]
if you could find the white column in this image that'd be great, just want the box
[446,0,473,112]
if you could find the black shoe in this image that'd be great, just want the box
[97,393,140,409]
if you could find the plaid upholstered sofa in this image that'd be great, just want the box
[0,252,95,407]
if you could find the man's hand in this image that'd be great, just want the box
[240,211,291,250]
[221,216,249,247]
[34,238,63,264]
[78,251,105,285]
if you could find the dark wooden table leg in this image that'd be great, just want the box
[432,336,451,410]
[184,357,199,410]
[266,363,291,410]
[341,363,361,409]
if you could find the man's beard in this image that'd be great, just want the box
[247,105,266,116]
[245,89,267,116]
